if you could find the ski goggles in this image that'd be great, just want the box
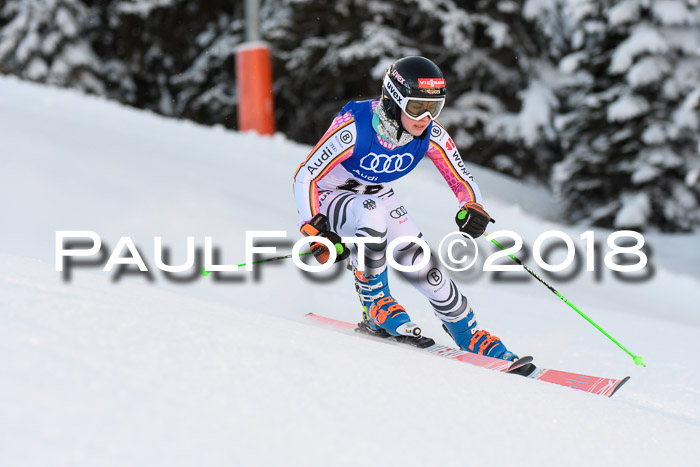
[383,73,445,121]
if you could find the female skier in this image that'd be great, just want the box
[293,56,518,360]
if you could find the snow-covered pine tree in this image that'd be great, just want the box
[103,0,242,125]
[265,0,554,183]
[550,0,700,231]
[171,12,243,127]
[0,0,243,126]
[0,0,108,94]
[443,0,562,182]
[0,0,560,185]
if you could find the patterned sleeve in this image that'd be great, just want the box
[425,121,482,205]
[293,112,356,223]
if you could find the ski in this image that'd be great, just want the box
[305,313,630,397]
[526,368,630,397]
[306,313,534,375]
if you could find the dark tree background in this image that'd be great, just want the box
[1,0,698,231]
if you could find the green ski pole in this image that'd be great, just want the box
[201,243,345,276]
[483,231,645,367]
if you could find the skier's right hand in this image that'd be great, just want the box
[300,214,350,264]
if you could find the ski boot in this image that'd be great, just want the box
[441,308,518,361]
[353,267,421,337]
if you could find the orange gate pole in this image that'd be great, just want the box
[236,43,275,135]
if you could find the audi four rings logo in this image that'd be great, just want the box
[390,206,408,218]
[360,152,415,174]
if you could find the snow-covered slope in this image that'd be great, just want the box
[2,76,700,466]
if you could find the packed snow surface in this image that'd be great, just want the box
[2,76,700,466]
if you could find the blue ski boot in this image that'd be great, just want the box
[353,267,420,337]
[442,308,518,361]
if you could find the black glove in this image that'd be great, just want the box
[300,214,350,264]
[455,202,493,238]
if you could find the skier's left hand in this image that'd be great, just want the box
[455,202,492,238]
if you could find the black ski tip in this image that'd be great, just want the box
[506,356,537,377]
[610,376,631,397]
[509,362,537,377]
[506,355,532,369]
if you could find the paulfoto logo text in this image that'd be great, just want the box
[55,230,652,284]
